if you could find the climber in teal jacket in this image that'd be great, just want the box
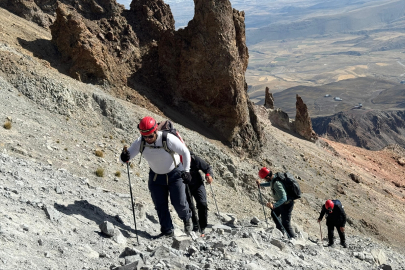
[256,167,295,238]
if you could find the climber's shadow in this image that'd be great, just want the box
[54,200,152,240]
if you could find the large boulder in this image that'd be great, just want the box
[159,0,263,154]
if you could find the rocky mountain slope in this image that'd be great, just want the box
[0,0,263,155]
[1,5,405,270]
[312,109,405,150]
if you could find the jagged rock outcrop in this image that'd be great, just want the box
[129,0,174,43]
[0,0,53,28]
[312,110,405,150]
[0,0,123,28]
[48,0,173,87]
[268,108,292,131]
[264,87,274,109]
[264,94,317,141]
[124,0,175,88]
[50,3,129,85]
[295,94,317,141]
[158,0,263,153]
[3,0,265,154]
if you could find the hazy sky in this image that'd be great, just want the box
[117,0,131,9]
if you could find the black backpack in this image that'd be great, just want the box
[139,120,186,164]
[272,172,302,200]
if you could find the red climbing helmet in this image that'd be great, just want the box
[258,167,270,179]
[325,200,334,211]
[138,116,157,135]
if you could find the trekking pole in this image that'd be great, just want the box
[207,175,221,223]
[185,184,201,234]
[126,160,139,245]
[270,210,291,239]
[319,221,323,243]
[257,185,269,228]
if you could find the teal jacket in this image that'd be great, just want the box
[259,176,287,208]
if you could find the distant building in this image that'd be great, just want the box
[353,103,363,109]
[334,97,342,101]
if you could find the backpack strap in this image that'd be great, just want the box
[138,137,146,164]
[161,131,177,166]
[271,173,286,195]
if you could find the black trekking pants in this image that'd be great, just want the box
[186,182,208,230]
[148,164,191,234]
[272,200,295,238]
[327,224,346,244]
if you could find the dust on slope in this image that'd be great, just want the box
[322,138,405,246]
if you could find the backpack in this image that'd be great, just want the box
[272,172,302,200]
[332,199,343,208]
[139,120,185,165]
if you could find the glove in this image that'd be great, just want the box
[181,171,192,185]
[120,148,131,163]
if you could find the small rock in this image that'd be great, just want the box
[55,185,63,194]
[251,217,260,225]
[172,236,192,251]
[270,239,286,251]
[113,229,127,244]
[99,221,115,237]
[371,249,387,265]
[349,173,362,183]
[124,254,142,265]
[99,252,107,258]
[188,245,198,255]
[150,246,171,258]
[43,205,61,222]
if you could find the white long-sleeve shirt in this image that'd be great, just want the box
[123,131,191,174]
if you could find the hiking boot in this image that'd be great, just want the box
[327,242,334,247]
[200,227,206,236]
[192,225,199,232]
[183,218,192,233]
[341,242,347,248]
[153,230,173,239]
[165,231,174,237]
